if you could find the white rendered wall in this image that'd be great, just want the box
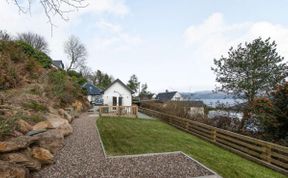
[103,82,132,106]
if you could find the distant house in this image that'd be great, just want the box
[102,79,134,107]
[82,83,103,105]
[183,101,206,117]
[52,60,65,70]
[156,90,183,102]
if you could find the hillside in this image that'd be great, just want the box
[180,91,235,100]
[0,40,89,177]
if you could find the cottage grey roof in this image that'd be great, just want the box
[103,79,134,94]
[52,60,64,69]
[82,83,102,95]
[156,91,177,102]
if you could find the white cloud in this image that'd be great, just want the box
[181,12,288,91]
[184,12,288,60]
[89,20,142,52]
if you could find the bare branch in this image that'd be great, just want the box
[8,0,89,34]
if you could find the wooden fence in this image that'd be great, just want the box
[99,106,138,118]
[139,107,288,175]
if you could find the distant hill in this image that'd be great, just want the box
[181,91,236,100]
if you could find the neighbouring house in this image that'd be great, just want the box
[184,101,206,117]
[52,60,65,70]
[82,82,103,105]
[156,90,183,102]
[102,79,134,107]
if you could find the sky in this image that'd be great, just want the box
[1,0,288,93]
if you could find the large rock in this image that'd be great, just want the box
[31,147,54,165]
[0,151,41,171]
[36,129,64,154]
[0,160,29,178]
[32,120,52,130]
[16,119,32,134]
[58,109,73,123]
[46,115,73,136]
[0,136,38,153]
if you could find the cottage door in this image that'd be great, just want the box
[112,97,117,110]
[118,97,123,106]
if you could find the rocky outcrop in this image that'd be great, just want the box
[32,121,52,130]
[0,136,38,153]
[31,147,54,165]
[36,129,65,154]
[58,109,73,123]
[16,119,32,134]
[0,160,29,178]
[0,107,77,177]
[0,150,41,171]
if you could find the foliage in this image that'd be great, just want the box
[64,35,87,71]
[212,37,288,129]
[47,70,85,106]
[0,116,17,139]
[253,82,288,142]
[88,70,113,89]
[16,40,52,68]
[139,83,153,99]
[19,113,44,123]
[127,74,140,93]
[22,100,48,112]
[17,32,49,53]
[141,101,207,122]
[97,118,286,178]
[67,70,87,85]
[0,30,11,41]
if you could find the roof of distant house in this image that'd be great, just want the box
[156,91,178,102]
[103,79,134,94]
[82,83,102,95]
[52,60,64,69]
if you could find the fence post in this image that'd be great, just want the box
[211,128,216,142]
[262,144,272,163]
[185,121,189,130]
[99,107,102,117]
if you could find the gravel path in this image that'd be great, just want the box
[33,113,216,178]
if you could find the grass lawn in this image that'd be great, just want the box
[97,117,286,178]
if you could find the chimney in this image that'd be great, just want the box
[166,89,169,93]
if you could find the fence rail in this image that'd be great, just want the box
[139,107,288,175]
[99,106,138,118]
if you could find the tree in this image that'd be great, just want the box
[88,70,113,89]
[8,0,88,31]
[17,32,49,53]
[139,83,153,99]
[253,82,288,142]
[0,30,11,41]
[127,74,140,93]
[212,37,288,130]
[64,35,87,72]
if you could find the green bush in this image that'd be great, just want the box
[67,70,87,85]
[16,41,52,68]
[48,70,84,106]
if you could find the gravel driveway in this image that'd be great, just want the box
[32,113,218,178]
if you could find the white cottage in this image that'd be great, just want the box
[102,79,134,107]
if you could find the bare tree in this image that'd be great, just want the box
[17,32,49,53]
[64,35,87,72]
[8,0,88,32]
[0,30,12,41]
[79,65,92,79]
